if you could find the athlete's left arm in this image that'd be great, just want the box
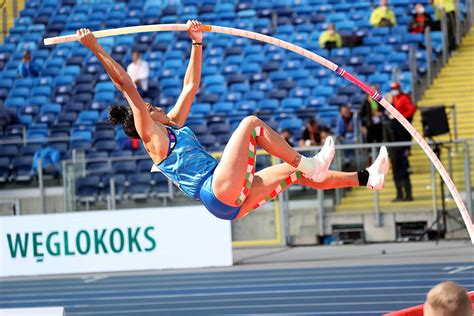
[167,20,203,127]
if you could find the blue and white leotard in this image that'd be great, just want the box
[151,126,241,220]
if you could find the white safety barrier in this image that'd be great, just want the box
[0,206,232,277]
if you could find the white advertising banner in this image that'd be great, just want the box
[0,206,232,277]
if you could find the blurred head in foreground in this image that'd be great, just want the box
[424,281,472,316]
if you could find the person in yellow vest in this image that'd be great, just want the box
[318,24,342,50]
[431,0,457,51]
[370,0,397,27]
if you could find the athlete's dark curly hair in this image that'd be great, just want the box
[108,105,140,139]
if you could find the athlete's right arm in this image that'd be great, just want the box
[76,29,157,142]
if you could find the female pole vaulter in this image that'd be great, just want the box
[76,20,389,221]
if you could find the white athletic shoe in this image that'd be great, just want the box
[309,136,335,182]
[366,146,390,190]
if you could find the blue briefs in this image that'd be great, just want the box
[199,174,241,221]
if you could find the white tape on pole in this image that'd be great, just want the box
[44,24,474,243]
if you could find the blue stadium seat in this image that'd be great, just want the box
[370,46,392,56]
[0,79,14,90]
[137,159,153,173]
[237,100,257,112]
[94,130,115,142]
[11,156,33,182]
[290,87,311,98]
[281,97,303,109]
[0,157,10,182]
[368,73,391,86]
[197,134,217,148]
[279,117,303,133]
[328,95,349,106]
[31,86,52,98]
[191,103,212,114]
[57,112,77,124]
[78,111,99,123]
[41,103,61,114]
[14,78,33,89]
[151,172,169,194]
[71,130,92,148]
[241,90,265,102]
[5,97,25,109]
[110,150,133,158]
[128,173,152,200]
[387,52,408,64]
[258,99,279,111]
[76,176,101,200]
[95,91,115,103]
[315,86,335,98]
[0,145,19,158]
[9,87,30,99]
[209,123,231,134]
[337,85,359,96]
[36,113,57,125]
[94,140,117,153]
[112,160,137,175]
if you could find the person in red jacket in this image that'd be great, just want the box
[391,82,417,124]
[384,82,417,201]
[409,3,433,34]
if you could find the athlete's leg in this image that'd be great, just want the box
[235,164,358,220]
[235,146,389,220]
[212,116,332,205]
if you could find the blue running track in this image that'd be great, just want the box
[1,262,473,315]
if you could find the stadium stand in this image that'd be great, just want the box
[0,0,469,207]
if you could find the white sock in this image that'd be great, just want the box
[296,156,314,176]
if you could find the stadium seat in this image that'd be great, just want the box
[0,145,19,158]
[258,99,279,111]
[76,176,101,201]
[127,173,152,200]
[112,160,137,175]
[213,102,234,114]
[77,111,99,123]
[0,157,10,182]
[197,134,217,149]
[11,156,33,182]
[95,140,117,153]
[281,97,303,109]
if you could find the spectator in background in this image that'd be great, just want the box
[390,82,417,135]
[319,126,332,145]
[359,84,385,144]
[0,107,18,127]
[30,146,61,178]
[299,118,321,147]
[336,104,357,143]
[319,24,342,50]
[424,281,472,316]
[17,50,39,78]
[431,0,457,52]
[336,104,358,167]
[279,128,294,147]
[126,50,149,96]
[409,3,433,33]
[384,82,417,202]
[370,0,397,27]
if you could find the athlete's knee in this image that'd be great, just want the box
[240,115,262,129]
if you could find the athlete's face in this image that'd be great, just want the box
[147,103,171,125]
